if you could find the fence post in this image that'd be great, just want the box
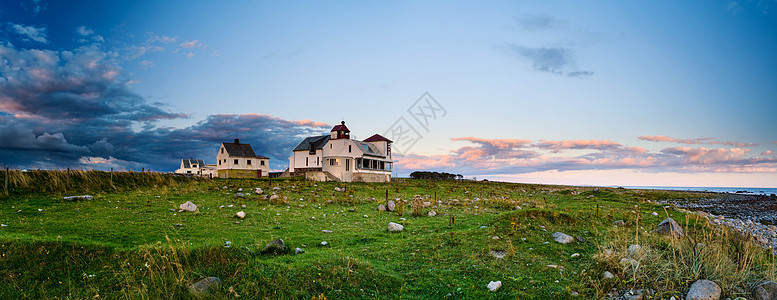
[4,167,8,195]
[66,167,70,188]
[110,168,113,185]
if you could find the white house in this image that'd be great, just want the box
[216,139,270,178]
[175,158,206,176]
[288,121,393,182]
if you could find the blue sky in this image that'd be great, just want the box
[1,0,776,187]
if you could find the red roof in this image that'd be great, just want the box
[330,120,350,132]
[363,134,392,143]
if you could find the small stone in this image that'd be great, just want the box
[255,188,263,194]
[261,238,288,254]
[492,236,499,240]
[179,201,197,212]
[479,226,488,229]
[224,241,232,248]
[428,211,437,217]
[237,188,243,192]
[235,211,246,219]
[515,205,522,210]
[234,193,244,198]
[321,241,328,246]
[269,194,279,201]
[322,230,333,233]
[272,187,281,191]
[613,220,626,227]
[363,215,368,218]
[63,195,93,201]
[387,201,396,212]
[628,244,641,254]
[37,208,42,212]
[603,271,615,279]
[620,258,638,267]
[227,204,234,208]
[189,277,221,295]
[489,251,506,259]
[652,212,659,216]
[378,204,386,211]
[487,281,502,292]
[552,232,574,244]
[388,222,404,232]
[423,201,432,207]
[294,247,305,254]
[0,224,7,227]
[571,253,580,258]
[686,279,721,300]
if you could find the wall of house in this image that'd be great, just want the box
[215,145,269,177]
[352,172,390,183]
[218,169,263,179]
[365,140,390,160]
[291,149,323,171]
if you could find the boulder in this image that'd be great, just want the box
[189,277,221,295]
[255,188,263,194]
[388,222,404,232]
[387,201,396,212]
[686,279,720,300]
[179,201,197,212]
[261,238,289,254]
[752,281,777,300]
[487,281,502,292]
[235,211,246,219]
[552,232,574,244]
[613,220,626,227]
[428,211,437,217]
[269,194,279,201]
[655,218,685,238]
[378,204,386,211]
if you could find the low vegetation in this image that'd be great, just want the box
[0,171,774,299]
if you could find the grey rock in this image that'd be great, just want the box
[294,247,305,255]
[388,222,404,232]
[189,277,221,295]
[752,281,777,300]
[686,279,720,300]
[487,281,502,292]
[387,201,396,212]
[552,232,574,244]
[235,211,246,219]
[489,251,506,259]
[179,201,197,212]
[234,193,244,198]
[656,218,685,238]
[603,271,615,279]
[272,187,281,191]
[628,244,641,254]
[255,188,263,194]
[613,220,626,227]
[322,230,333,233]
[261,238,288,254]
[378,204,386,211]
[63,195,94,201]
[428,211,437,217]
[269,194,279,201]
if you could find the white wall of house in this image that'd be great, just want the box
[215,144,269,177]
[290,149,323,172]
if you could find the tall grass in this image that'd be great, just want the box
[0,169,197,197]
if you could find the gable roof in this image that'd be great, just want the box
[363,134,392,143]
[293,135,331,152]
[354,140,386,158]
[222,141,259,158]
[182,159,205,168]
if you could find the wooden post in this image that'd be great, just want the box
[110,168,113,185]
[4,167,8,195]
[142,167,144,173]
[596,204,600,218]
[385,189,388,203]
[66,168,70,188]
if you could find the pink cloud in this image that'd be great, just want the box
[639,135,755,147]
[762,150,774,156]
[291,119,330,128]
[180,40,201,49]
[534,139,621,152]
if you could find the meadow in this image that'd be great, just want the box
[0,170,774,299]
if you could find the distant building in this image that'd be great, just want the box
[216,139,270,178]
[288,121,392,182]
[175,158,206,176]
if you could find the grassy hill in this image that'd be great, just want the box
[0,172,774,299]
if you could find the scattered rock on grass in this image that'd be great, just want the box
[64,195,93,201]
[652,212,659,216]
[269,194,279,201]
[489,251,506,259]
[428,211,437,217]
[261,238,288,254]
[322,230,333,233]
[655,218,685,238]
[255,188,263,194]
[224,241,231,248]
[321,241,328,246]
[603,271,615,279]
[686,279,721,300]
[378,204,386,211]
[235,211,246,219]
[388,222,404,232]
[234,193,244,198]
[294,247,305,255]
[752,281,777,300]
[179,201,197,212]
[628,244,641,254]
[571,253,580,258]
[189,277,221,295]
[613,220,626,227]
[387,201,396,212]
[487,281,502,292]
[552,232,574,244]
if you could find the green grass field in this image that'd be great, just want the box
[0,173,774,299]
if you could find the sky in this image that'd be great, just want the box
[1,0,776,187]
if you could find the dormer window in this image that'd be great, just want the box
[309,142,315,155]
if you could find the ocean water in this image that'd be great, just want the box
[620,186,777,196]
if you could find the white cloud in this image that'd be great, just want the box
[11,24,48,43]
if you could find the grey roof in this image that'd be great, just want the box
[293,135,330,152]
[182,159,205,168]
[354,140,385,158]
[222,142,259,158]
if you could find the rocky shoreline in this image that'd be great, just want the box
[658,192,777,252]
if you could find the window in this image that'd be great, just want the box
[221,148,224,154]
[348,145,352,152]
[345,159,350,171]
[261,160,265,166]
[218,161,221,166]
[309,142,315,155]
[306,157,309,166]
[234,159,239,164]
[316,157,319,165]
[247,160,251,165]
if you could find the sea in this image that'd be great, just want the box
[619,186,777,196]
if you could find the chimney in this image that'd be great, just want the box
[234,138,239,144]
